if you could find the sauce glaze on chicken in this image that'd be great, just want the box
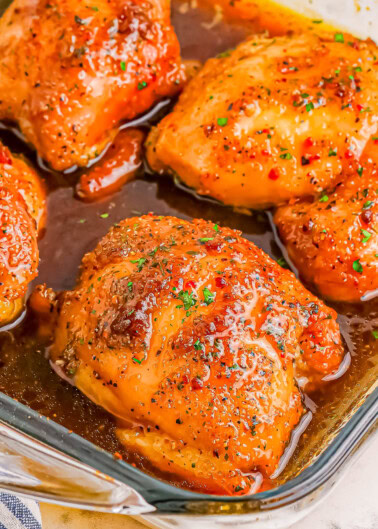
[0,0,185,171]
[147,32,378,209]
[0,143,45,324]
[35,215,344,495]
[0,0,376,500]
[275,148,378,303]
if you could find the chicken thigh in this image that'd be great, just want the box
[274,144,378,303]
[0,0,184,171]
[146,32,378,209]
[0,143,45,325]
[36,215,344,495]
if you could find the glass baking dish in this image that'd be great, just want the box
[0,388,376,528]
[0,0,377,528]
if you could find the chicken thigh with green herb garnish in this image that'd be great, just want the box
[0,0,184,171]
[275,143,378,302]
[32,215,345,495]
[146,32,378,209]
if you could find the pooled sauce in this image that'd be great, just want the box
[0,0,377,493]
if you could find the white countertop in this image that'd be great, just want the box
[290,436,378,529]
[41,436,378,529]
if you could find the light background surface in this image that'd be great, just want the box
[280,0,378,40]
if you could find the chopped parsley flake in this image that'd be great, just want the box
[352,259,363,273]
[130,257,147,271]
[361,229,372,243]
[120,61,126,71]
[194,339,204,351]
[203,287,215,305]
[217,117,228,127]
[306,102,315,112]
[132,357,142,365]
[137,81,148,90]
[334,33,344,43]
[280,152,292,160]
[178,290,196,310]
[319,194,329,202]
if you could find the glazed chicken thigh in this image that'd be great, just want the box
[275,146,378,303]
[38,216,344,495]
[146,32,378,209]
[0,0,184,171]
[0,143,45,325]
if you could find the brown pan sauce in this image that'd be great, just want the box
[0,0,377,493]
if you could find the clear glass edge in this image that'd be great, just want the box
[0,388,376,514]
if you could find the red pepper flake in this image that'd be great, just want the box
[191,377,203,390]
[182,375,189,385]
[205,240,223,252]
[304,137,314,148]
[0,149,12,165]
[215,277,227,288]
[268,168,280,180]
[345,150,354,159]
[361,209,372,224]
[185,280,196,289]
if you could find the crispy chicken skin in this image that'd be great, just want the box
[0,0,184,171]
[146,32,378,209]
[37,215,344,495]
[0,143,45,324]
[274,148,378,303]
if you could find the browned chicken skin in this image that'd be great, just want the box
[275,141,378,303]
[34,215,344,495]
[146,32,378,209]
[0,143,45,325]
[0,0,184,171]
